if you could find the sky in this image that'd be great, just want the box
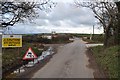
[5,0,103,34]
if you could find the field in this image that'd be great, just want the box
[71,33,104,43]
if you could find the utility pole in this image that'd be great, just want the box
[90,25,94,40]
[93,25,94,35]
[91,25,94,40]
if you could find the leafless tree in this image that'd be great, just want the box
[74,1,119,47]
[0,0,56,28]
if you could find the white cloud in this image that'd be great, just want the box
[9,2,103,34]
[53,0,74,3]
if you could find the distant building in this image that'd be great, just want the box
[69,38,74,41]
[42,35,52,39]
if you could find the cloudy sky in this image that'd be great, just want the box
[7,0,103,34]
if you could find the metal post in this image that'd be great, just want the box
[18,47,20,73]
[92,25,94,40]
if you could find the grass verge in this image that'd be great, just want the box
[90,45,119,78]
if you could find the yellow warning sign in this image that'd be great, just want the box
[2,35,22,48]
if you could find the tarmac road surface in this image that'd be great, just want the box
[32,38,94,78]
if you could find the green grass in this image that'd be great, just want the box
[82,34,104,43]
[90,46,119,78]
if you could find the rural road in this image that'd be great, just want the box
[32,38,94,78]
